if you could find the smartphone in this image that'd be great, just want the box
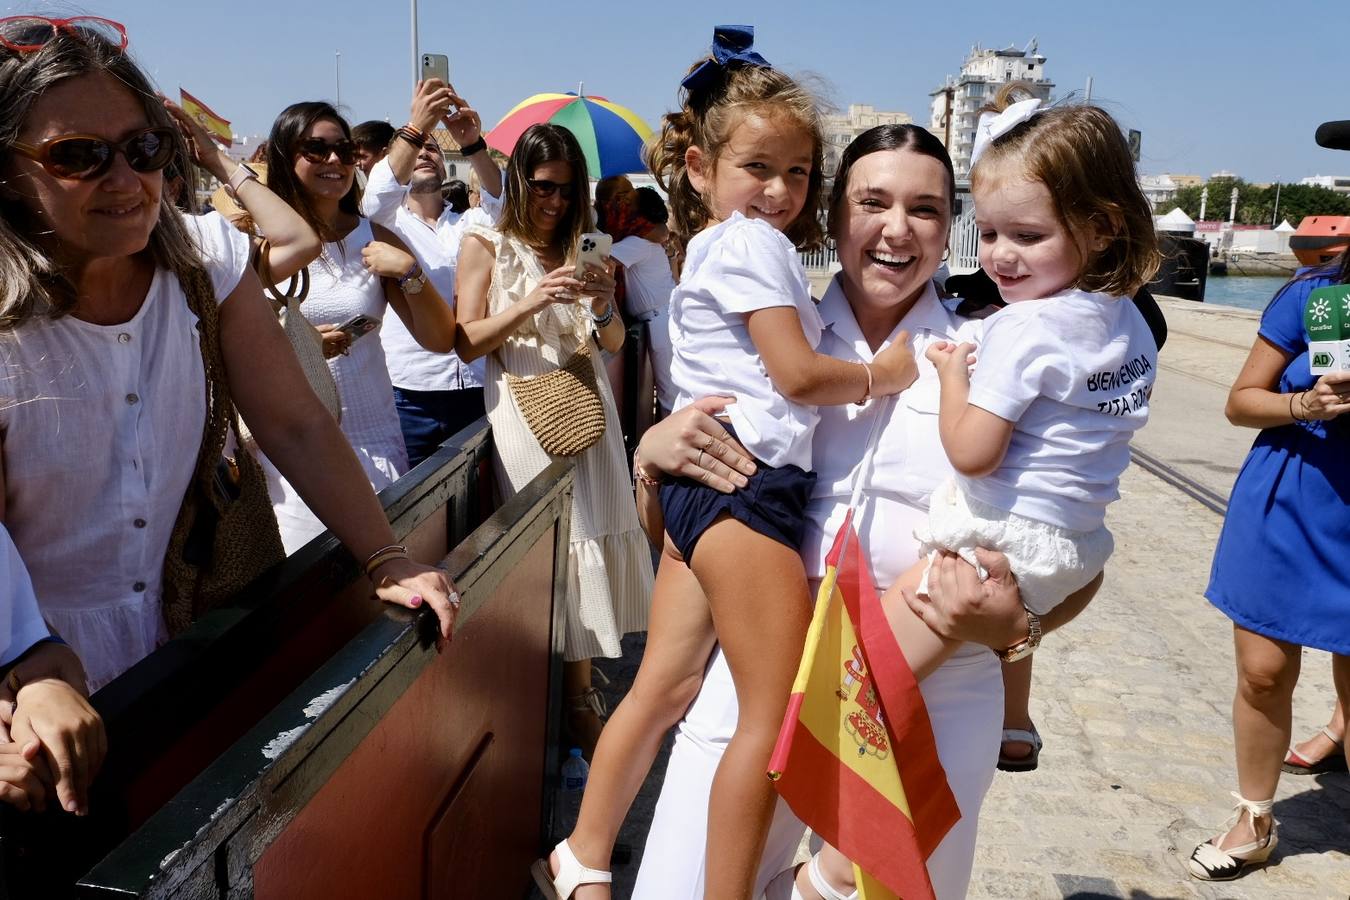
[574,232,613,281]
[420,53,450,85]
[337,313,380,342]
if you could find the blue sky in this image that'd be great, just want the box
[39,0,1350,183]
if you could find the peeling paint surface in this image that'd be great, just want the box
[262,726,306,760]
[303,680,353,719]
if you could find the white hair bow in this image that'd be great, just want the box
[970,97,1043,168]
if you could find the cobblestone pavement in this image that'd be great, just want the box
[541,298,1349,899]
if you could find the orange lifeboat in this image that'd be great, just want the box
[1290,216,1350,266]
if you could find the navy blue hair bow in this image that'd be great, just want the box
[680,25,771,98]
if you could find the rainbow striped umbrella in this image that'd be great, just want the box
[485,92,655,179]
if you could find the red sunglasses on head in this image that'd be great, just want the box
[0,16,128,53]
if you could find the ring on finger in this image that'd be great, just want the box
[697,449,706,468]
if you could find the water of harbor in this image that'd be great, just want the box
[1200,274,1290,311]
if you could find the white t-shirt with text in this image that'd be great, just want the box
[963,289,1156,532]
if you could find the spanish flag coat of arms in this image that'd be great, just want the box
[769,510,960,899]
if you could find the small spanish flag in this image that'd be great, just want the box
[768,510,960,899]
[179,88,233,147]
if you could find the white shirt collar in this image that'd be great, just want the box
[818,274,956,361]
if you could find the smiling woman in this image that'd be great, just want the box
[258,101,461,553]
[0,17,458,766]
[454,122,653,761]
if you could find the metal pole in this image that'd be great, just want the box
[411,0,419,88]
[1272,181,1281,227]
[1085,76,1093,102]
[1200,185,1208,221]
[335,51,341,107]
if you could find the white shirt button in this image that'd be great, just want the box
[118,333,131,343]
[126,393,139,405]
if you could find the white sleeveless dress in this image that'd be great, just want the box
[261,219,409,553]
[466,224,652,660]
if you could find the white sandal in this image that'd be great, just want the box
[530,839,611,899]
[761,855,858,900]
[1187,792,1279,881]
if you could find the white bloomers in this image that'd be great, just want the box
[915,477,1113,615]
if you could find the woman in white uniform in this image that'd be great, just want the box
[628,125,1101,899]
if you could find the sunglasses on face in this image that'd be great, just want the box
[527,178,573,199]
[8,127,176,181]
[0,15,128,53]
[297,137,359,166]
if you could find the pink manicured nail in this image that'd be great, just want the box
[409,595,423,608]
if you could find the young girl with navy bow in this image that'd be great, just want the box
[531,26,917,900]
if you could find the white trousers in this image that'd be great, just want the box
[632,643,1003,899]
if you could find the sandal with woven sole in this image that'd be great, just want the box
[1282,725,1347,775]
[530,839,612,899]
[1187,793,1278,881]
[997,725,1042,773]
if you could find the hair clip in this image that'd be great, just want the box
[970,97,1043,168]
[680,25,771,99]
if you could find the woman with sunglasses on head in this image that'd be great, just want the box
[260,102,460,552]
[0,16,458,719]
[456,124,653,755]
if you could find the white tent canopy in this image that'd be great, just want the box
[1274,219,1296,232]
[1156,207,1196,232]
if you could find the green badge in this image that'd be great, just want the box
[1306,285,1350,375]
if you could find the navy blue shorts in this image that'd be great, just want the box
[659,425,816,564]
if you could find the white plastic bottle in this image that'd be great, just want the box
[557,747,589,835]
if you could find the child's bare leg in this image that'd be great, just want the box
[693,516,812,900]
[556,545,717,898]
[880,558,964,682]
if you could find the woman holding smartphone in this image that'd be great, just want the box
[264,101,459,552]
[456,124,653,754]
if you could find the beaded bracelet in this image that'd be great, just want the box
[591,304,615,328]
[362,543,409,578]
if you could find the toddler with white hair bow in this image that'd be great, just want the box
[882,83,1163,680]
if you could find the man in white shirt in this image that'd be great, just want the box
[360,80,505,467]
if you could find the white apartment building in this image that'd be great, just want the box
[1300,175,1350,195]
[1139,174,1179,210]
[821,104,913,176]
[929,40,1054,180]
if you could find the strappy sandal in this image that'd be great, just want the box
[564,688,608,759]
[1282,725,1347,775]
[530,839,612,899]
[1187,793,1279,881]
[761,854,858,900]
[997,725,1042,772]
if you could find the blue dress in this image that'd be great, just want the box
[1206,271,1350,655]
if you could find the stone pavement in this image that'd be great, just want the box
[546,297,1349,899]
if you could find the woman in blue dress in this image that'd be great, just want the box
[1189,250,1350,882]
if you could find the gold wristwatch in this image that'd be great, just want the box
[997,606,1042,663]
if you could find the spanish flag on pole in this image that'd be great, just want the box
[768,509,960,900]
[179,88,233,148]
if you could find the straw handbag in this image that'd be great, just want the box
[238,247,341,447]
[502,328,606,457]
[162,267,285,635]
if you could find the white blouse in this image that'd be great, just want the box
[0,213,250,690]
[1,522,50,668]
[801,277,985,601]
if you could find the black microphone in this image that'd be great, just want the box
[1314,120,1350,151]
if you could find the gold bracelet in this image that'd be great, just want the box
[633,450,662,488]
[362,543,409,578]
[857,362,874,405]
